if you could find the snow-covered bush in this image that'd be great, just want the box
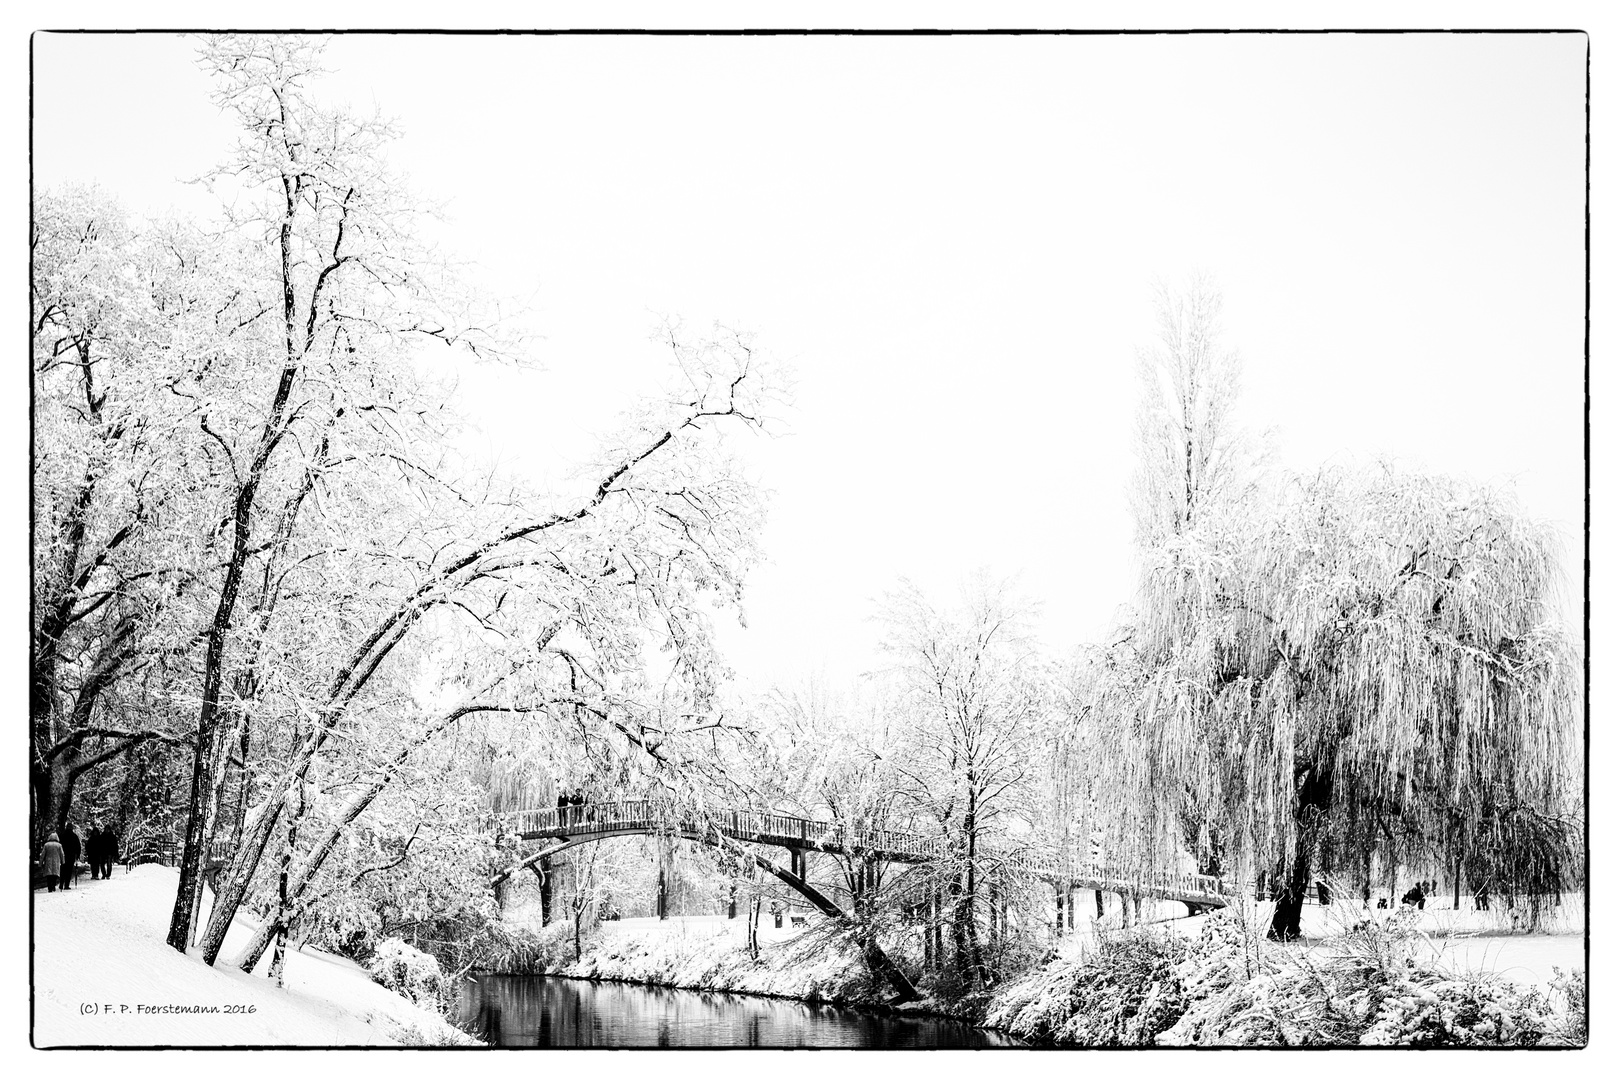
[984,927,1193,1044]
[367,937,452,1012]
[465,920,574,974]
[1358,973,1551,1045]
[1158,908,1566,1047]
[982,906,1576,1048]
[1540,967,1587,1046]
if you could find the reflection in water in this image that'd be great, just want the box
[459,974,1022,1048]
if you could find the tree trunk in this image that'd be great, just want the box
[220,700,514,968]
[539,855,552,925]
[1269,767,1332,941]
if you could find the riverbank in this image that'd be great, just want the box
[503,915,1006,1031]
[32,864,475,1046]
[500,901,1585,1048]
[460,972,1021,1047]
[528,917,900,1008]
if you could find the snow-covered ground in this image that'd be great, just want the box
[31,865,472,1046]
[1053,894,1585,990]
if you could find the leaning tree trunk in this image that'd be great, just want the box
[1270,766,1332,941]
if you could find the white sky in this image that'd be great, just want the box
[31,30,1587,691]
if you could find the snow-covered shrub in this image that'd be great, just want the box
[1539,967,1587,1046]
[466,921,574,973]
[1359,973,1551,1046]
[367,937,452,1012]
[985,927,1193,1044]
[1158,907,1564,1047]
[388,1018,481,1046]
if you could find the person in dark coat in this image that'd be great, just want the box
[40,832,64,892]
[60,825,82,889]
[87,822,116,879]
[96,824,118,880]
[85,825,102,879]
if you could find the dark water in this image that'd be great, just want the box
[457,974,1022,1048]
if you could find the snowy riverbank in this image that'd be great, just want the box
[510,896,1585,1047]
[31,865,475,1047]
[536,916,890,1007]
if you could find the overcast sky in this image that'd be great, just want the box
[32,31,1586,690]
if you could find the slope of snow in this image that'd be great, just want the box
[32,865,473,1046]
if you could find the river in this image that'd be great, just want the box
[457,974,1023,1048]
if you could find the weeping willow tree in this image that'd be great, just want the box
[1089,282,1581,939]
[1099,466,1581,938]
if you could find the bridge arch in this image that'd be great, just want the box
[489,825,919,1002]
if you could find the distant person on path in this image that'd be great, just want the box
[60,824,82,890]
[87,821,118,880]
[40,832,64,892]
[85,824,102,879]
[101,825,118,879]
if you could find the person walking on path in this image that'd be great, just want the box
[40,833,64,892]
[89,822,118,880]
[86,823,107,879]
[60,824,81,890]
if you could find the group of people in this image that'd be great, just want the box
[1372,879,1440,909]
[556,790,590,826]
[1401,879,1439,909]
[36,821,120,892]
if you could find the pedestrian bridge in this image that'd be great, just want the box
[488,798,1231,908]
[486,798,1234,1003]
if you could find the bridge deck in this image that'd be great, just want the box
[492,799,1231,907]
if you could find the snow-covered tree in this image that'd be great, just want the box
[1102,282,1579,939]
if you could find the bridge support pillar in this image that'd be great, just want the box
[1095,888,1105,920]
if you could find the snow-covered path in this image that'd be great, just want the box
[31,865,466,1046]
